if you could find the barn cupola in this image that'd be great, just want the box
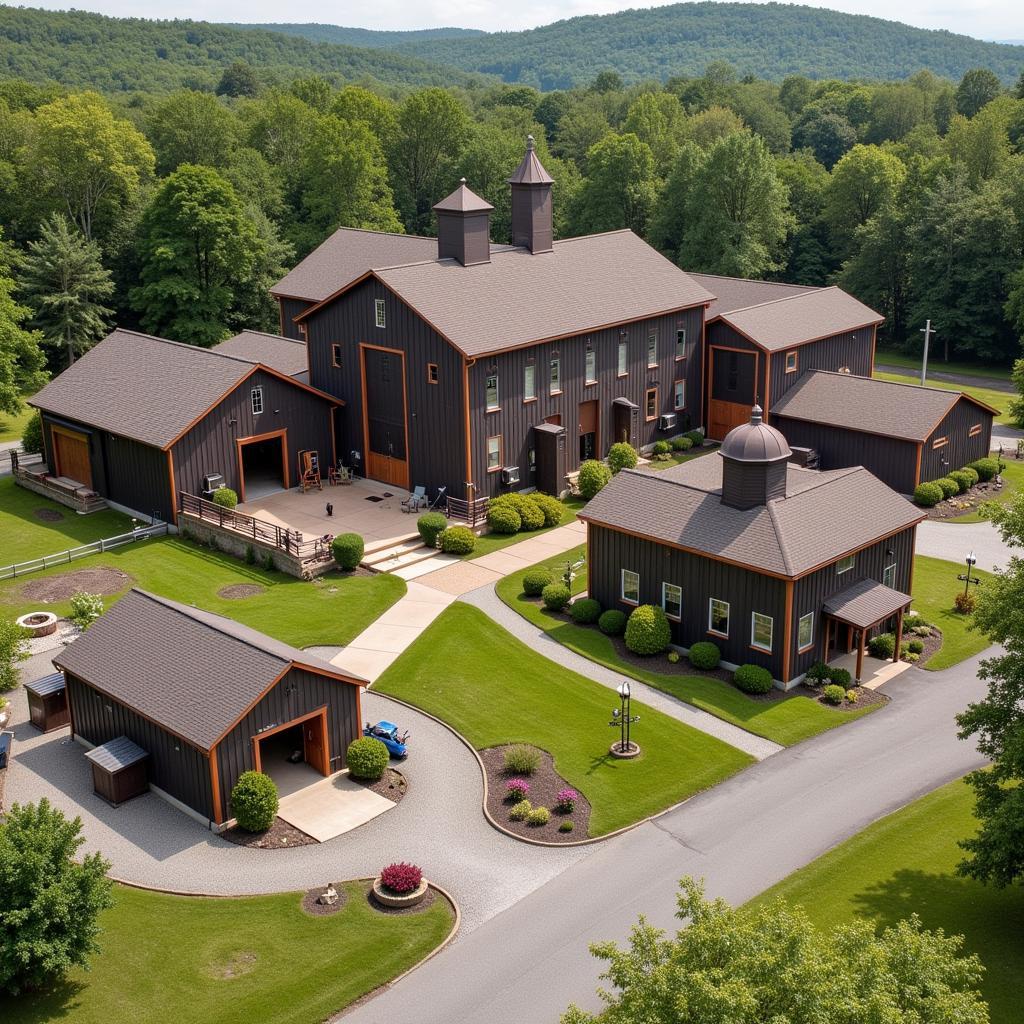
[508,135,554,253]
[718,405,792,511]
[433,178,493,266]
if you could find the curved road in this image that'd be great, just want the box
[339,647,989,1023]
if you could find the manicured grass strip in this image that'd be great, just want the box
[0,536,406,649]
[875,347,1012,382]
[375,603,753,836]
[495,545,876,747]
[638,444,717,472]
[912,555,993,671]
[7,882,454,1024]
[747,777,1024,1024]
[0,397,35,443]
[463,496,585,560]
[0,474,136,562]
[874,370,1012,424]
[948,460,1024,524]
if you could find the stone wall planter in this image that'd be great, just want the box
[372,876,429,908]
[16,612,58,638]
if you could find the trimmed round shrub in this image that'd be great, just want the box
[958,466,979,487]
[504,744,540,775]
[667,650,680,664]
[906,652,920,663]
[331,532,364,570]
[948,469,974,494]
[20,411,43,454]
[624,604,672,655]
[542,582,571,611]
[913,482,944,507]
[651,440,671,455]
[570,598,601,624]
[527,806,551,826]
[523,568,554,597]
[346,736,390,780]
[492,492,544,531]
[685,429,704,447]
[577,459,611,499]
[822,684,846,705]
[689,641,721,670]
[439,526,475,554]
[559,820,574,833]
[230,771,278,832]
[805,661,831,683]
[598,609,627,635]
[378,862,422,894]
[845,689,859,703]
[670,436,693,452]
[212,486,238,509]
[509,800,532,821]
[935,476,959,499]
[868,632,896,658]
[828,667,852,687]
[733,663,773,694]
[417,511,448,548]
[908,638,925,654]
[505,778,530,801]
[607,442,639,474]
[487,502,521,534]
[969,457,999,482]
[530,492,564,527]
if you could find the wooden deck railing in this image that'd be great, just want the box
[446,495,489,527]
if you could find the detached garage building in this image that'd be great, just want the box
[29,329,339,523]
[771,371,997,494]
[53,589,366,829]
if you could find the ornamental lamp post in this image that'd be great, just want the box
[957,550,979,596]
[609,681,640,756]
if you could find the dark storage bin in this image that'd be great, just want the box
[84,736,149,807]
[24,672,69,733]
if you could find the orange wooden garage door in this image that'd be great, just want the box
[52,427,92,488]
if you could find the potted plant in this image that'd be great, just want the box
[372,861,428,908]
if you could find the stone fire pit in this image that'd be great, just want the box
[16,611,59,638]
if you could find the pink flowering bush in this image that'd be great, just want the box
[556,788,579,812]
[379,862,423,894]
[505,778,531,801]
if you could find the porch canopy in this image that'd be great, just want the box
[822,578,912,682]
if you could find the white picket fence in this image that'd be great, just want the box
[0,523,168,581]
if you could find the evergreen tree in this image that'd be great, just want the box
[17,213,114,368]
[0,233,47,415]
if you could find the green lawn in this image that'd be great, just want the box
[0,535,406,648]
[638,444,718,472]
[464,496,584,560]
[0,398,35,443]
[948,460,1024,524]
[374,603,753,836]
[0,475,136,563]
[874,370,1012,424]
[912,555,993,671]
[748,777,1023,1024]
[495,545,877,747]
[7,881,454,1024]
[875,347,1013,382]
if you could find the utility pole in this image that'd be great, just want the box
[920,320,936,385]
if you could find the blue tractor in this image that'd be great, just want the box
[363,720,409,759]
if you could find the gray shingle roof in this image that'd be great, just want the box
[84,736,149,772]
[770,370,996,442]
[271,228,438,302]
[24,671,65,697]
[579,456,922,578]
[508,136,553,185]
[53,589,365,752]
[213,330,308,379]
[822,577,912,629]
[690,273,818,319]
[434,179,493,212]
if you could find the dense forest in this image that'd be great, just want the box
[231,25,485,49]
[1,33,1024,421]
[255,4,1024,88]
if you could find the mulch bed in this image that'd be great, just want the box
[361,767,407,804]
[315,566,375,585]
[480,744,590,842]
[22,567,133,602]
[925,477,1005,520]
[217,583,266,600]
[33,507,65,522]
[811,684,889,710]
[367,880,440,916]
[301,883,349,917]
[907,626,943,668]
[220,816,317,849]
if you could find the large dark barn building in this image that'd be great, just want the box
[53,589,366,829]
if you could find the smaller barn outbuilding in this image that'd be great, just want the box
[53,589,366,829]
[213,330,310,384]
[770,371,997,494]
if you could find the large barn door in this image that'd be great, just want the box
[51,426,93,488]
[708,347,758,440]
[360,345,410,490]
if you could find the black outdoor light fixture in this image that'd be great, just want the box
[958,549,980,596]
[609,681,639,754]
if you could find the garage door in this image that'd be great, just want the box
[52,428,93,488]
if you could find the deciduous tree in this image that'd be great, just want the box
[146,90,237,174]
[569,132,658,237]
[824,144,906,251]
[955,68,1003,118]
[0,233,47,414]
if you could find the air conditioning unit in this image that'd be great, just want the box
[658,413,678,432]
[501,465,521,487]
[201,473,224,500]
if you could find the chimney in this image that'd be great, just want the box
[508,135,554,254]
[433,178,493,266]
[718,406,792,511]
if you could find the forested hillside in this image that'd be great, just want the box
[231,24,485,48]
[0,6,490,94]
[383,3,1024,88]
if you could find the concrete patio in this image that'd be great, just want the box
[828,649,913,690]
[275,772,396,842]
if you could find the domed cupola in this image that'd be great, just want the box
[719,405,792,510]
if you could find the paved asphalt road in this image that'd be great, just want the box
[917,519,1009,573]
[340,648,990,1024]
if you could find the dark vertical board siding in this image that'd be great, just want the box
[302,278,467,499]
[766,327,874,412]
[706,324,765,405]
[772,415,919,494]
[920,399,994,483]
[588,524,788,678]
[65,672,213,819]
[214,668,360,822]
[790,527,916,677]
[468,306,705,498]
[171,371,334,504]
[278,298,313,340]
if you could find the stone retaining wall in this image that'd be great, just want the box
[14,471,107,513]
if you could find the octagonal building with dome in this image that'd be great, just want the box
[579,406,926,688]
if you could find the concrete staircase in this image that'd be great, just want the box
[362,533,445,575]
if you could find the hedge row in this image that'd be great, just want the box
[914,459,993,507]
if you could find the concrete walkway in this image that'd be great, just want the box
[459,583,782,762]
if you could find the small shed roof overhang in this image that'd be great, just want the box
[84,736,149,772]
[823,578,912,630]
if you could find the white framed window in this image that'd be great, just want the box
[374,298,386,328]
[837,555,855,575]
[485,373,499,411]
[524,363,536,401]
[617,340,628,376]
[621,569,640,605]
[883,562,896,589]
[676,328,686,359]
[798,612,814,650]
[250,386,264,416]
[486,435,502,472]
[709,598,730,636]
[550,356,561,394]
[751,611,773,652]
[585,349,597,384]
[647,331,658,367]
[662,582,682,620]
[673,380,686,410]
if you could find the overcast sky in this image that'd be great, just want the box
[24,0,1024,41]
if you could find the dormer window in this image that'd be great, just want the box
[250,387,264,416]
[374,299,386,328]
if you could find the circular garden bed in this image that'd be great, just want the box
[217,583,266,600]
[21,567,132,602]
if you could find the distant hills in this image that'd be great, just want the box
[230,24,485,48]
